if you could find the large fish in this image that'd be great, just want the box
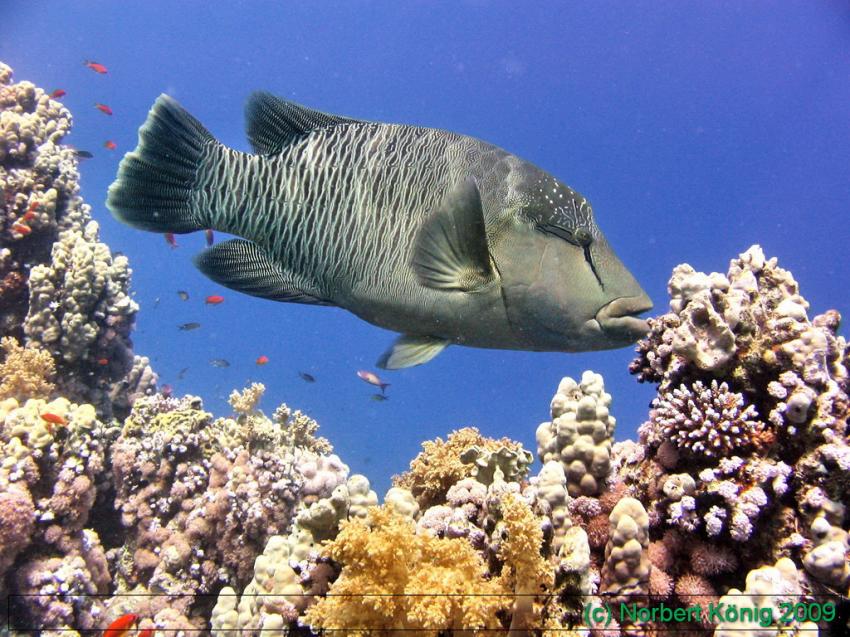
[107,93,652,368]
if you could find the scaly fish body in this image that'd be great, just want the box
[108,93,651,368]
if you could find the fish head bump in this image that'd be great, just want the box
[488,162,652,352]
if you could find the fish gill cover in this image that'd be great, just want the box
[0,62,849,636]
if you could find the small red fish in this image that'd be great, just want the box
[95,103,113,116]
[50,88,66,99]
[357,370,390,393]
[164,233,178,248]
[103,613,138,637]
[205,295,225,305]
[97,358,109,366]
[205,228,215,246]
[84,60,108,74]
[255,355,269,365]
[104,140,117,150]
[41,412,67,426]
[21,201,39,221]
[12,223,31,235]
[137,629,154,637]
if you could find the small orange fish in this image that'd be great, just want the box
[164,233,178,248]
[84,60,108,74]
[12,223,31,235]
[103,613,138,637]
[205,228,215,246]
[205,295,225,305]
[255,355,269,365]
[137,629,154,637]
[41,412,67,426]
[95,103,113,116]
[50,88,66,99]
[97,358,109,366]
[104,140,117,150]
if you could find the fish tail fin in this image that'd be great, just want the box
[107,94,215,233]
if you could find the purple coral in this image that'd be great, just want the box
[646,379,763,458]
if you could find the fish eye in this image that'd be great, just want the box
[535,223,593,248]
[574,227,592,247]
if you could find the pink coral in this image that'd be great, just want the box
[0,485,35,578]
[689,541,738,576]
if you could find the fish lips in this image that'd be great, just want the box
[590,293,653,343]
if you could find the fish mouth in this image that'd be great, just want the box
[595,293,653,340]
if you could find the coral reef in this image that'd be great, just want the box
[393,426,532,509]
[2,62,848,636]
[0,61,155,420]
[537,370,616,497]
[0,335,55,400]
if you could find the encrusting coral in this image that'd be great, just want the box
[1,62,848,636]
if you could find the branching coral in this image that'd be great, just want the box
[0,335,55,400]
[643,379,763,459]
[273,402,332,455]
[228,382,265,415]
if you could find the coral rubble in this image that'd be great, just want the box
[1,61,848,636]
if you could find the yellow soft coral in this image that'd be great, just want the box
[304,505,511,636]
[0,336,55,401]
[393,427,525,508]
[498,494,554,634]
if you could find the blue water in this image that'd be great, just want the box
[3,1,848,496]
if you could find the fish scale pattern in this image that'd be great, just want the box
[199,120,482,303]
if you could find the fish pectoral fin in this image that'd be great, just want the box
[377,335,450,369]
[412,178,495,292]
[245,92,364,155]
[193,239,335,306]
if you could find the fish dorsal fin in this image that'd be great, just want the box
[245,91,363,155]
[377,335,451,369]
[413,179,495,291]
[193,239,335,306]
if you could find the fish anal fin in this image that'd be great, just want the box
[412,179,495,292]
[193,239,334,306]
[245,92,364,155]
[377,335,450,369]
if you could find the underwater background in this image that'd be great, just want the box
[4,1,849,496]
[1,2,849,635]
